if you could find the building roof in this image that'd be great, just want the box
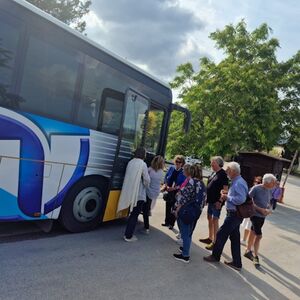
[239,151,291,163]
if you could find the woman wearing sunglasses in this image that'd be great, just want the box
[161,155,186,229]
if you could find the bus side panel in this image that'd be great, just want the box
[0,108,119,221]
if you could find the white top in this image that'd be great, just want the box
[146,167,163,200]
[117,158,150,213]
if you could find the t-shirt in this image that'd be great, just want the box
[249,184,272,218]
[146,167,163,200]
[206,169,229,203]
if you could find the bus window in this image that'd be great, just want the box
[19,35,79,123]
[145,107,165,154]
[101,96,123,135]
[123,90,149,149]
[77,56,109,129]
[0,14,20,107]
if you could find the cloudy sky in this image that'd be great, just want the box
[83,0,300,82]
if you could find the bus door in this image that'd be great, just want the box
[102,89,149,221]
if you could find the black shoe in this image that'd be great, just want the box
[224,261,242,271]
[199,237,212,244]
[244,250,254,261]
[253,256,260,268]
[161,223,169,227]
[203,255,219,263]
[173,253,190,263]
[168,225,174,230]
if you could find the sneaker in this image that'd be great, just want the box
[176,238,183,246]
[168,225,174,230]
[244,250,254,261]
[240,239,247,246]
[173,253,190,263]
[123,235,138,242]
[253,256,260,267]
[205,242,214,251]
[176,233,181,240]
[199,237,212,244]
[140,229,150,235]
[203,255,219,263]
[224,261,242,271]
[161,223,169,227]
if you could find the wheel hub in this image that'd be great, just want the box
[73,187,102,222]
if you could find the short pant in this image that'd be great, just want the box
[207,202,221,219]
[250,216,265,235]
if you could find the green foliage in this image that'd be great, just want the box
[26,0,91,33]
[168,21,299,164]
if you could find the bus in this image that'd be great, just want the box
[0,0,191,232]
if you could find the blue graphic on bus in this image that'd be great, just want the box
[0,115,44,217]
[0,112,90,219]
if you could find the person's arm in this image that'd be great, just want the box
[226,182,248,206]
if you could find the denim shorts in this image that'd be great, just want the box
[207,202,221,219]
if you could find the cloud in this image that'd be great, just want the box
[85,0,209,80]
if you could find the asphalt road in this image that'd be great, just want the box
[0,175,299,300]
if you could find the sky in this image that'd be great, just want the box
[83,0,300,83]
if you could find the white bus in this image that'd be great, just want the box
[0,0,190,232]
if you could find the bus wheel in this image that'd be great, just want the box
[59,177,106,233]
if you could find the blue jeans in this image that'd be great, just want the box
[212,211,243,267]
[177,218,194,257]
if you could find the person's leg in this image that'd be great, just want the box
[180,219,192,257]
[253,235,262,257]
[207,204,214,240]
[246,230,256,252]
[124,201,144,239]
[243,228,250,242]
[229,218,243,267]
[143,197,152,230]
[212,217,219,242]
[212,214,237,261]
[164,199,171,225]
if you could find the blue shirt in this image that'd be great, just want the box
[226,175,248,211]
[164,166,186,187]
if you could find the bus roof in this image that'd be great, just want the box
[12,0,171,92]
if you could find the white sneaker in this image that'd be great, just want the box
[240,239,247,246]
[176,238,183,246]
[124,235,138,242]
[140,229,150,235]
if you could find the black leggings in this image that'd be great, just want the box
[142,196,152,229]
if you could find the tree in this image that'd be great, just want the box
[169,21,299,164]
[26,0,91,33]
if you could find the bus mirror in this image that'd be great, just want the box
[171,104,191,133]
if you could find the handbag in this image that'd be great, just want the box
[236,196,255,218]
[162,192,170,202]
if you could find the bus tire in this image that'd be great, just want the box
[59,176,107,233]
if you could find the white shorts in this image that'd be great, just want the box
[242,218,251,230]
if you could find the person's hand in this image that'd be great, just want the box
[264,208,272,216]
[215,201,222,210]
[220,190,228,201]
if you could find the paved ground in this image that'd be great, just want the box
[0,175,299,300]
